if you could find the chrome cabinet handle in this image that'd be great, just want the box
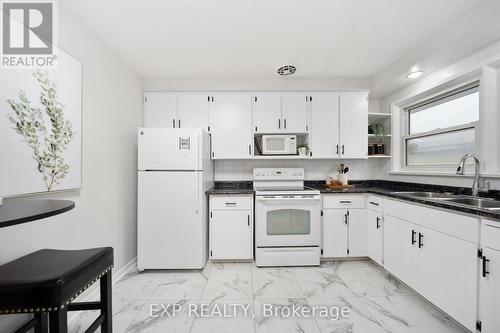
[369,201,379,206]
[340,200,352,204]
[173,119,176,128]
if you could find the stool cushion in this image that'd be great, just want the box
[0,247,113,312]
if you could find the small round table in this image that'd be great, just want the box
[0,199,75,228]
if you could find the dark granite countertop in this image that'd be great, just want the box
[306,180,500,220]
[207,180,500,220]
[206,181,254,195]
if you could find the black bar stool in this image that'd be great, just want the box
[0,247,114,333]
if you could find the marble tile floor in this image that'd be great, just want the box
[69,260,469,333]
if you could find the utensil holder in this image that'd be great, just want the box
[337,174,348,185]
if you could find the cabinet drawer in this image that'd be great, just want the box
[367,195,383,212]
[323,194,365,209]
[482,219,500,251]
[210,195,253,210]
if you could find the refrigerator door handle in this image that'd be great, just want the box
[196,173,200,214]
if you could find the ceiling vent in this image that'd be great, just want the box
[277,65,296,76]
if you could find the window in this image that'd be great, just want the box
[404,82,479,167]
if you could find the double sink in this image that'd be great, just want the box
[392,191,500,211]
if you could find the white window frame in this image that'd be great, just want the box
[399,81,480,173]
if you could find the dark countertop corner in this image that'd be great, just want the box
[206,181,254,195]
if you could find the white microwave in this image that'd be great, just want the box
[262,135,297,155]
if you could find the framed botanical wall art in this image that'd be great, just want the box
[0,47,82,197]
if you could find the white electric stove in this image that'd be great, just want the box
[253,168,321,267]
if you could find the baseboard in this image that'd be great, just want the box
[68,257,137,323]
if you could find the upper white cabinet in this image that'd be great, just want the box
[143,91,368,160]
[144,92,177,127]
[339,92,368,158]
[281,94,309,133]
[252,94,282,133]
[252,93,309,134]
[210,94,253,159]
[310,93,340,158]
[144,92,209,130]
[177,93,210,130]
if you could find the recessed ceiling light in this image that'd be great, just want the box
[277,65,296,76]
[407,71,424,79]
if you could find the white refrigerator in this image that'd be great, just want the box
[137,127,213,270]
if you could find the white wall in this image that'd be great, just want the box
[142,76,372,92]
[0,8,142,331]
[380,39,500,190]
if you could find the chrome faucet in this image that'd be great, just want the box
[456,153,486,196]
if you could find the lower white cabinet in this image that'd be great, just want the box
[322,195,366,258]
[417,224,477,331]
[367,209,383,265]
[479,220,500,333]
[383,215,419,290]
[383,199,478,332]
[209,195,253,260]
[322,209,348,257]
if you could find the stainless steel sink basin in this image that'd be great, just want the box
[393,192,459,200]
[446,197,500,210]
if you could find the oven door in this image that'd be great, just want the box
[255,195,321,247]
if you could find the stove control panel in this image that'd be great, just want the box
[253,168,304,181]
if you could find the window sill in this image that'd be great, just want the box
[389,171,500,178]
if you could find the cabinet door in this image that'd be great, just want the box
[383,215,419,290]
[322,209,348,257]
[479,247,500,333]
[210,210,253,260]
[418,226,477,332]
[253,94,282,133]
[281,94,308,133]
[339,93,368,158]
[144,92,177,127]
[310,94,340,158]
[367,210,383,265]
[211,94,253,159]
[348,209,367,256]
[177,93,210,130]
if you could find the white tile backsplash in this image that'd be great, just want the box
[215,158,500,191]
[214,159,385,182]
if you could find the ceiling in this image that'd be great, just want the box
[60,0,500,97]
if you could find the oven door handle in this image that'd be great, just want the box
[256,196,321,201]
